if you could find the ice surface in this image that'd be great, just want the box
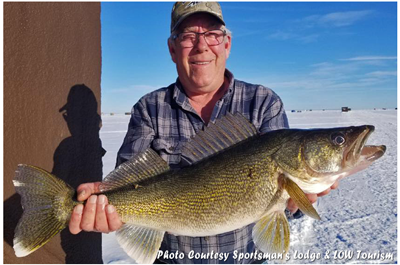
[100,110,397,264]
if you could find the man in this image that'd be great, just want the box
[69,2,338,263]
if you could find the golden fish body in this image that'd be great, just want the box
[13,113,386,263]
[106,144,283,236]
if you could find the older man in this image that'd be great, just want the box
[69,2,338,264]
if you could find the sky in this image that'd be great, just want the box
[101,2,397,114]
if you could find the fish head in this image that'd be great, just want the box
[304,125,386,173]
[275,125,386,193]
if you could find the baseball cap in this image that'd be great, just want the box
[170,2,225,33]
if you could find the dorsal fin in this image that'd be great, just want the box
[181,112,258,165]
[99,148,170,192]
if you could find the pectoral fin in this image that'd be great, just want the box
[281,174,321,220]
[116,224,165,264]
[252,211,290,255]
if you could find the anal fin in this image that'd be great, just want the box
[252,211,290,255]
[116,224,165,264]
[281,174,321,220]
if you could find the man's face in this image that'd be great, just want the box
[168,13,231,95]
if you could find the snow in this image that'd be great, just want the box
[100,109,397,264]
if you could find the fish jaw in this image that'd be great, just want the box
[342,125,374,168]
[339,125,386,179]
[361,145,386,162]
[339,144,386,179]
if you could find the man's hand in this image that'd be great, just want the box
[287,180,340,213]
[69,182,123,234]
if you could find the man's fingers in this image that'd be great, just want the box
[70,193,122,234]
[94,195,109,233]
[106,205,123,232]
[318,180,340,197]
[306,193,318,204]
[76,182,102,201]
[286,198,299,213]
[287,194,317,213]
[81,195,97,231]
[69,204,83,234]
[317,188,331,197]
[331,180,340,190]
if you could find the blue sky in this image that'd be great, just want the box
[101,2,397,113]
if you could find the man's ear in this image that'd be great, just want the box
[224,35,232,59]
[168,38,177,63]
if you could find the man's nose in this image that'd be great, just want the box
[194,33,208,51]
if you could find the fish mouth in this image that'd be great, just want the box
[344,125,386,167]
[361,145,386,161]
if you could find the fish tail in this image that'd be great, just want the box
[13,164,76,257]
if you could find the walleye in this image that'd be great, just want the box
[13,113,386,263]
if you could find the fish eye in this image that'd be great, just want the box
[331,133,346,146]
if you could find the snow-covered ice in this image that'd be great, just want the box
[100,109,397,264]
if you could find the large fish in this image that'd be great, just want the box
[13,113,385,263]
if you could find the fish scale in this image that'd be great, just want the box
[104,138,280,236]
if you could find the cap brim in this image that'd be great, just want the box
[171,11,225,32]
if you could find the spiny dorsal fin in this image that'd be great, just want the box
[181,112,258,164]
[99,148,170,192]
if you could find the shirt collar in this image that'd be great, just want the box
[223,68,235,99]
[172,79,194,112]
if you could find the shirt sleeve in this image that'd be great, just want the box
[258,91,289,134]
[116,100,155,167]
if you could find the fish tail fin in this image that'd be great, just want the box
[13,164,76,257]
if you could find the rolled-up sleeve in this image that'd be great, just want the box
[116,100,155,166]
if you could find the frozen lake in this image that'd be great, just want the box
[99,109,397,264]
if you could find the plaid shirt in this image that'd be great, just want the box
[116,69,289,264]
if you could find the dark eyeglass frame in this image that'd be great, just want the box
[171,29,227,47]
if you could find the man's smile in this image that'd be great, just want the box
[190,60,213,65]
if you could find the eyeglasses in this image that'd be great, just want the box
[171,29,226,48]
